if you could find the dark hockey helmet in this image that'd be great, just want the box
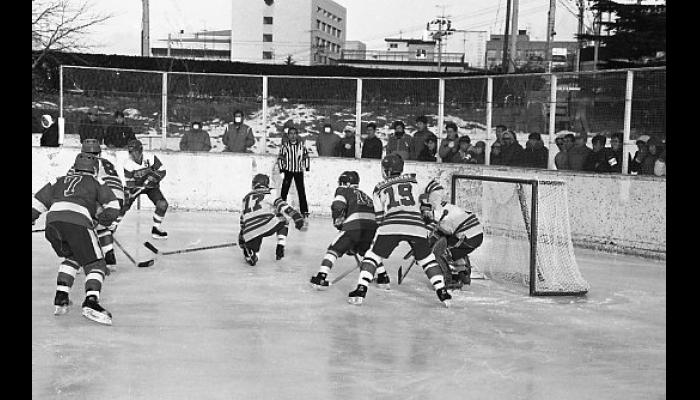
[73,152,98,174]
[127,139,143,152]
[81,138,101,155]
[381,154,404,179]
[338,171,360,186]
[252,173,270,189]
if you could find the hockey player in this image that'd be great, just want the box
[70,139,124,271]
[239,173,306,266]
[309,171,389,290]
[423,201,484,290]
[348,154,452,307]
[32,153,121,325]
[122,139,169,239]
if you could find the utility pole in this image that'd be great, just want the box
[507,0,519,73]
[544,0,556,72]
[574,0,584,72]
[167,33,172,57]
[427,5,453,73]
[142,0,150,57]
[501,0,512,73]
[593,6,601,71]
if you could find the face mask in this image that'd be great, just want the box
[284,128,289,134]
[448,141,455,148]
[234,117,242,124]
[324,127,331,133]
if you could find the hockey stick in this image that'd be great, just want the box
[137,241,238,267]
[112,237,143,267]
[398,209,448,284]
[330,253,362,285]
[32,229,45,233]
[397,258,416,285]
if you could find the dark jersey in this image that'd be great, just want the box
[331,185,377,231]
[33,172,120,228]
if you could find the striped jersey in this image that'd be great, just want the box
[277,141,310,173]
[123,153,166,191]
[331,185,377,232]
[33,172,120,228]
[433,203,483,240]
[372,174,445,238]
[239,187,301,241]
[68,157,124,200]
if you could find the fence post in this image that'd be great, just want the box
[161,72,168,150]
[58,65,64,145]
[485,77,493,165]
[547,73,558,169]
[355,78,362,159]
[437,78,445,162]
[262,75,268,154]
[622,70,634,174]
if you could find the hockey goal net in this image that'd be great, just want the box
[451,174,589,296]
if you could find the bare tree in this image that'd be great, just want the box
[32,0,113,69]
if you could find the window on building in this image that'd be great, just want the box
[336,29,342,38]
[263,34,273,42]
[263,16,273,25]
[389,43,398,49]
[416,49,427,59]
[263,51,273,60]
[317,6,322,13]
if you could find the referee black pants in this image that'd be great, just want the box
[280,170,308,214]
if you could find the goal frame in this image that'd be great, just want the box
[451,174,588,297]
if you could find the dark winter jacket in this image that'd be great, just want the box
[583,148,618,173]
[337,136,356,158]
[520,141,549,169]
[40,124,59,147]
[386,133,413,161]
[500,141,525,166]
[567,144,592,171]
[104,123,136,148]
[361,136,383,159]
[78,118,104,144]
[411,129,437,160]
[316,132,341,157]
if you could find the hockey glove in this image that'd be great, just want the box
[32,208,41,225]
[238,232,246,247]
[333,216,345,230]
[97,208,119,228]
[420,202,433,223]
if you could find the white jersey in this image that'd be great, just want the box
[434,203,483,240]
[123,153,165,189]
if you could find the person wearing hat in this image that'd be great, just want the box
[520,132,549,169]
[583,134,617,173]
[222,109,255,153]
[468,141,486,164]
[104,110,136,149]
[628,135,651,174]
[454,135,474,163]
[385,120,412,161]
[78,107,104,144]
[179,120,211,152]
[316,122,340,157]
[336,125,356,158]
[39,114,59,147]
[411,115,437,160]
[438,122,461,163]
[500,130,525,167]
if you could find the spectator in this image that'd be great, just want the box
[520,132,549,169]
[179,121,211,152]
[454,136,474,163]
[277,127,310,218]
[78,107,104,144]
[222,109,255,152]
[316,122,340,157]
[417,136,438,162]
[361,122,383,159]
[583,134,617,173]
[640,136,663,175]
[39,114,59,147]
[609,132,624,173]
[385,120,412,161]
[337,126,356,158]
[103,110,136,149]
[628,135,649,174]
[554,134,570,170]
[411,115,437,160]
[495,124,508,145]
[490,141,504,165]
[500,131,524,166]
[467,141,486,164]
[567,132,592,171]
[438,121,460,163]
[654,146,666,177]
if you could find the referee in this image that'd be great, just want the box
[277,127,310,218]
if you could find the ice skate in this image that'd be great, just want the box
[242,246,258,266]
[347,285,367,305]
[310,273,330,290]
[436,287,452,308]
[81,296,113,325]
[151,227,168,239]
[54,292,72,316]
[276,244,285,261]
[105,249,117,273]
[375,272,391,290]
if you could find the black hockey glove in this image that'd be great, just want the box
[293,213,305,230]
[420,202,433,223]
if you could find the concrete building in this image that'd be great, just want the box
[442,31,488,69]
[231,0,346,65]
[151,30,232,61]
[485,30,579,71]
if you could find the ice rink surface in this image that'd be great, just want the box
[32,210,666,400]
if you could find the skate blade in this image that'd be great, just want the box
[152,235,168,240]
[310,283,330,291]
[54,305,70,315]
[347,297,364,305]
[376,283,391,291]
[82,308,113,326]
[441,300,451,308]
[470,271,487,280]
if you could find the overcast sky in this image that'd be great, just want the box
[83,0,590,56]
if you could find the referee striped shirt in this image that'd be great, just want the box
[277,141,310,173]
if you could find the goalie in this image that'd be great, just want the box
[422,200,484,290]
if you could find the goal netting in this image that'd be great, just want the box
[451,174,589,296]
